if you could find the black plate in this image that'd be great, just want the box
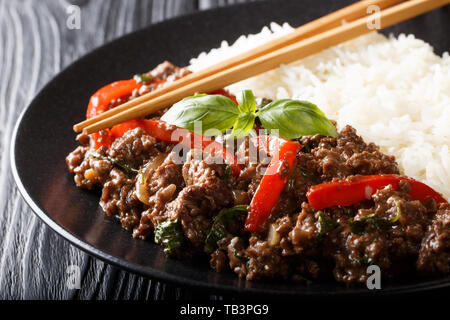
[11,0,450,296]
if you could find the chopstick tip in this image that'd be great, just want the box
[73,124,81,133]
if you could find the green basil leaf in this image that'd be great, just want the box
[237,90,256,114]
[161,94,239,133]
[89,152,139,175]
[205,205,248,252]
[229,113,256,139]
[257,99,338,139]
[348,212,399,236]
[317,211,338,236]
[154,219,184,257]
[133,73,153,84]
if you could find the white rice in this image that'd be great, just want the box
[189,22,450,200]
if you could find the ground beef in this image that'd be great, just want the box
[66,63,449,284]
[417,204,450,274]
[210,235,248,276]
[113,61,192,108]
[108,128,160,168]
[245,236,290,280]
[166,185,215,249]
[66,145,112,189]
[162,150,233,249]
[133,152,184,239]
[182,149,233,208]
[100,168,143,230]
[235,137,268,199]
[149,60,191,82]
[322,182,431,283]
[299,125,399,181]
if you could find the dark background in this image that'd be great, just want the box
[1,0,449,300]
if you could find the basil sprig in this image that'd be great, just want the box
[229,90,257,138]
[161,89,338,139]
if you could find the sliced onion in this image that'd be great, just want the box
[158,184,177,202]
[146,153,167,171]
[136,153,168,205]
[267,223,280,246]
[136,176,152,205]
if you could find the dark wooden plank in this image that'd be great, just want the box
[0,0,262,300]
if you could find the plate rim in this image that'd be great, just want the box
[10,1,450,297]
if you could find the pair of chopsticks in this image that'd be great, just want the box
[75,0,449,135]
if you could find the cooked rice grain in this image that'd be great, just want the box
[189,23,450,200]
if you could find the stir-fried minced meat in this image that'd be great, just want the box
[133,152,184,239]
[417,204,450,274]
[107,128,161,167]
[298,124,399,182]
[100,167,143,230]
[182,149,233,208]
[66,61,449,284]
[163,150,233,249]
[166,185,215,249]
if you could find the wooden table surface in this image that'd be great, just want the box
[0,0,263,300]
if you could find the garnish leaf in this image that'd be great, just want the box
[154,219,184,257]
[233,248,249,262]
[317,211,338,236]
[162,90,336,140]
[90,152,139,175]
[237,90,256,114]
[348,209,401,236]
[257,99,338,139]
[300,167,318,183]
[161,94,239,134]
[229,113,256,139]
[229,90,257,138]
[357,256,375,266]
[205,205,248,252]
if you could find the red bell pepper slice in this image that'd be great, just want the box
[109,119,242,178]
[245,136,302,232]
[86,79,143,149]
[84,76,241,175]
[86,79,142,119]
[306,174,448,210]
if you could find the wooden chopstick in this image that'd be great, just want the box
[82,0,449,135]
[73,0,404,133]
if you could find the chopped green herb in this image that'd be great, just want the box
[300,167,318,182]
[133,73,153,84]
[317,211,338,236]
[391,201,402,223]
[233,248,249,262]
[90,153,139,175]
[357,256,375,266]
[205,205,248,252]
[154,219,184,257]
[221,165,231,181]
[348,208,401,236]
